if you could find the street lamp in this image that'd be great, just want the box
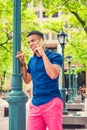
[57,30,68,115]
[71,65,76,100]
[75,74,78,98]
[66,55,72,103]
[6,1,28,130]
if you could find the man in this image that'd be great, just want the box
[16,30,63,130]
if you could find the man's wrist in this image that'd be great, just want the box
[42,52,46,58]
[21,62,26,67]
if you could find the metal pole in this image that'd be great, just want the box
[75,74,78,98]
[68,62,73,103]
[61,45,68,115]
[72,70,76,100]
[6,1,28,130]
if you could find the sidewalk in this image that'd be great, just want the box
[0,117,9,130]
[0,98,8,130]
[0,98,30,130]
[0,97,87,130]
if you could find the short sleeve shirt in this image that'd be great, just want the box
[27,49,63,106]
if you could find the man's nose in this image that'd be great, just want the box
[29,42,33,46]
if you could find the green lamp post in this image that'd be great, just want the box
[66,55,73,103]
[6,0,28,130]
[57,30,68,115]
[71,65,76,100]
[75,74,78,98]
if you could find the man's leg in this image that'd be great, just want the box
[27,103,46,130]
[42,98,63,130]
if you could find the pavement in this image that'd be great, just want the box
[0,97,8,130]
[0,117,9,130]
[0,97,30,130]
[0,96,87,130]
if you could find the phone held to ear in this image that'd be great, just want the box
[35,39,45,57]
[39,39,45,47]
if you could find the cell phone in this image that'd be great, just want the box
[39,39,45,47]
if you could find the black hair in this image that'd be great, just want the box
[27,30,44,39]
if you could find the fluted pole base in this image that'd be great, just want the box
[7,90,28,130]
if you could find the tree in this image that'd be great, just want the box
[30,0,87,73]
[0,0,13,89]
[0,0,87,90]
[0,0,41,90]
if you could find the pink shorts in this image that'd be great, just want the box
[27,97,63,130]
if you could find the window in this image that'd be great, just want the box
[50,48,57,52]
[44,33,49,40]
[65,22,68,28]
[52,33,57,40]
[43,12,48,18]
[52,12,58,18]
[35,11,40,18]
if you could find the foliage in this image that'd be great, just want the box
[0,0,40,89]
[0,0,87,90]
[0,1,40,69]
[0,0,13,79]
[31,0,87,73]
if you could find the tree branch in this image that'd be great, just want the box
[0,45,10,52]
[70,11,87,33]
[0,31,13,47]
[0,39,9,46]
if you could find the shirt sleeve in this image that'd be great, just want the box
[52,53,63,67]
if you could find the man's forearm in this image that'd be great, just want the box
[21,64,31,84]
[42,53,60,79]
[21,64,27,80]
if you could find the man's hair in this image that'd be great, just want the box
[27,30,44,39]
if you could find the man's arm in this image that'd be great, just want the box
[42,53,61,79]
[21,63,32,84]
[16,51,32,84]
[35,46,61,79]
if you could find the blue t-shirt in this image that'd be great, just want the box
[27,49,63,106]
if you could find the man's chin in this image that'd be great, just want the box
[32,50,35,54]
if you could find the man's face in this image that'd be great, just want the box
[28,34,41,54]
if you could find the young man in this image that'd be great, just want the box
[16,30,63,130]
